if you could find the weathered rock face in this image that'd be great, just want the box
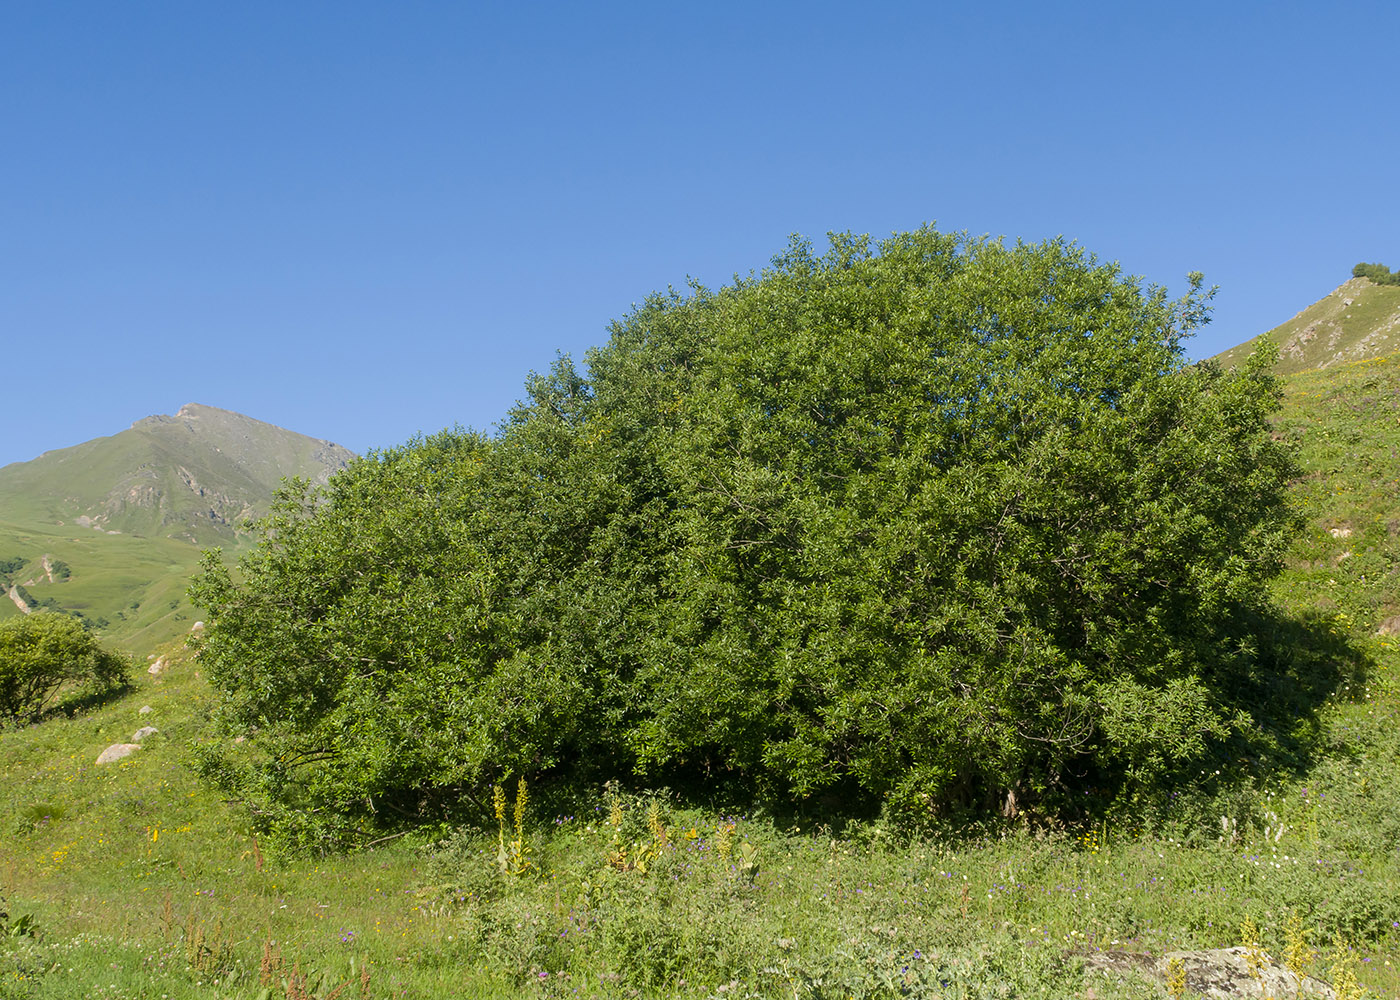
[1084,947,1336,999]
[147,656,167,675]
[1163,947,1335,999]
[132,726,159,742]
[96,743,141,764]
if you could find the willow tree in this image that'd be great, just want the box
[194,227,1297,839]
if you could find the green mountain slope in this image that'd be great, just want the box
[1215,276,1400,373]
[0,524,219,648]
[1269,352,1400,633]
[0,403,353,544]
[0,403,354,649]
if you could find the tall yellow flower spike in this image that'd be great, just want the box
[493,784,508,873]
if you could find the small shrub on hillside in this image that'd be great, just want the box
[0,612,130,722]
[1352,262,1400,286]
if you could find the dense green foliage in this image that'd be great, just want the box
[0,612,130,722]
[193,228,1300,839]
[1352,261,1400,285]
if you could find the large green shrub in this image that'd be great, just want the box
[0,612,131,721]
[193,227,1299,837]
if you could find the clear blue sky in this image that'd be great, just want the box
[4,1,1397,468]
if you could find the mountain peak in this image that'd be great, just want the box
[170,402,258,422]
[0,406,357,646]
[1,406,355,547]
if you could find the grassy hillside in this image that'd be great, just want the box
[1215,277,1400,375]
[0,404,353,650]
[1270,354,1400,632]
[0,518,237,647]
[3,362,1400,998]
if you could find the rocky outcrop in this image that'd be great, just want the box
[6,584,31,614]
[1084,947,1336,998]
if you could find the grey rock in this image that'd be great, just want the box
[139,705,153,714]
[1083,947,1335,999]
[132,726,160,742]
[96,743,141,765]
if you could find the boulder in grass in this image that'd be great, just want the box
[1157,948,1336,999]
[132,726,159,742]
[139,705,153,715]
[96,743,141,764]
[147,656,167,676]
[1083,947,1337,999]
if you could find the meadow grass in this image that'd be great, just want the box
[4,625,1398,997]
[5,356,1400,997]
